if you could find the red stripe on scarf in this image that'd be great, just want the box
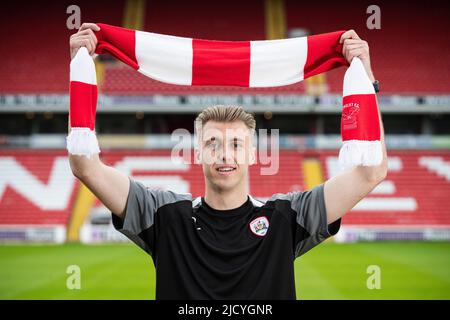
[95,23,138,70]
[304,31,348,79]
[70,81,98,130]
[341,94,380,141]
[192,39,250,86]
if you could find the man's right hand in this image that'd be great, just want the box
[70,23,100,59]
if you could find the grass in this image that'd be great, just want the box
[0,242,449,299]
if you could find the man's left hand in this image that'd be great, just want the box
[340,29,375,82]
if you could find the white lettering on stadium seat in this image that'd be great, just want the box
[0,156,75,210]
[114,156,190,193]
[353,198,417,211]
[325,156,418,211]
[419,156,450,181]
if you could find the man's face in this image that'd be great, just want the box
[197,120,255,192]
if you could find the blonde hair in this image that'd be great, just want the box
[195,105,256,134]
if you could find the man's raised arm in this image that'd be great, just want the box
[323,30,388,224]
[68,23,130,219]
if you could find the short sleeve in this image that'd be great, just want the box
[287,184,341,258]
[111,178,191,256]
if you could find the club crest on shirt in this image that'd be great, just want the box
[249,216,269,237]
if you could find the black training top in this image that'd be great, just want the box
[112,178,341,300]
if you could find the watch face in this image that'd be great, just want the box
[373,80,380,92]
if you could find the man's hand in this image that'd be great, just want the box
[340,29,375,82]
[70,23,100,59]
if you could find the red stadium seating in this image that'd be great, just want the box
[100,0,302,95]
[1,1,448,94]
[1,150,449,228]
[101,0,450,95]
[101,64,306,95]
[0,0,124,93]
[0,150,77,225]
[318,150,450,226]
[285,0,450,94]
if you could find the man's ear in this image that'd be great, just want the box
[249,146,256,165]
[194,147,201,165]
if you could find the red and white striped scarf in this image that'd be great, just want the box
[67,23,382,168]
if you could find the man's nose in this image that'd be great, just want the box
[218,144,234,162]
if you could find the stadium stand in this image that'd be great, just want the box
[0,0,449,243]
[320,150,450,226]
[1,149,449,241]
[0,0,124,93]
[285,0,450,94]
[0,150,77,225]
[3,1,447,95]
[101,0,450,95]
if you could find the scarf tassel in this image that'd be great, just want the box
[339,140,382,169]
[66,128,100,158]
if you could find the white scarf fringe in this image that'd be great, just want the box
[339,140,382,169]
[66,127,100,158]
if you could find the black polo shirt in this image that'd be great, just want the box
[112,178,340,300]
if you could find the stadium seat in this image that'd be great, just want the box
[2,1,447,95]
[3,149,448,228]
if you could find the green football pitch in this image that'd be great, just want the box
[0,242,449,299]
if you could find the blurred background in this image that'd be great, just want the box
[0,0,449,299]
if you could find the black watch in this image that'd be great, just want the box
[373,80,380,93]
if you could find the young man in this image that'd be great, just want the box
[69,24,387,299]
